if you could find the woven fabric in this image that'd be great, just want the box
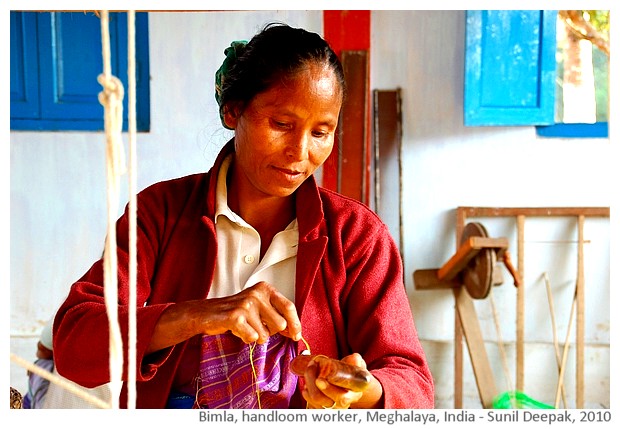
[22,358,53,408]
[195,332,297,409]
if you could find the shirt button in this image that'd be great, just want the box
[244,255,255,264]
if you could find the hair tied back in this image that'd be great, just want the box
[215,40,248,124]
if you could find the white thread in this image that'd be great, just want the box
[99,10,126,409]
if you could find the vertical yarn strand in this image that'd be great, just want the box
[248,342,262,409]
[247,336,311,409]
[98,10,126,409]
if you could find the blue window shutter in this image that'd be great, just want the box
[117,13,151,132]
[10,12,40,119]
[10,12,150,131]
[464,10,557,126]
[38,12,105,121]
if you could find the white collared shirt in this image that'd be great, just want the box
[208,155,299,302]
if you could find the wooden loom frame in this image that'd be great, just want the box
[450,206,610,409]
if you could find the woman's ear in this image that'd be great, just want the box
[223,106,239,129]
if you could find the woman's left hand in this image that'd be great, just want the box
[301,353,382,409]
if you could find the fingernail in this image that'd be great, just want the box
[316,379,328,390]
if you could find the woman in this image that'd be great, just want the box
[53,23,434,409]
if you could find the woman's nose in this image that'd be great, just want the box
[285,130,309,161]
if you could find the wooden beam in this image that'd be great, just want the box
[516,215,525,393]
[338,50,368,202]
[454,209,467,409]
[458,206,609,218]
[576,215,585,408]
[437,236,508,281]
[413,269,461,290]
[373,89,403,255]
[454,287,498,408]
[414,267,504,291]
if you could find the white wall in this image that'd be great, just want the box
[371,11,611,408]
[9,10,612,409]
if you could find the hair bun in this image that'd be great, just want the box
[215,40,248,110]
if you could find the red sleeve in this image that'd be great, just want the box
[344,221,435,408]
[53,195,174,388]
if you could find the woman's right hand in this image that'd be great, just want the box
[146,281,301,354]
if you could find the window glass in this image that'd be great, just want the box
[554,10,609,124]
[537,10,609,138]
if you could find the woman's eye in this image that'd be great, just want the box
[312,130,328,138]
[273,120,290,129]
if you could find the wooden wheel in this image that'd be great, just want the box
[461,222,496,299]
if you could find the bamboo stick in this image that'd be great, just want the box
[555,283,578,408]
[543,272,568,408]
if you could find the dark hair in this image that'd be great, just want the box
[218,23,345,123]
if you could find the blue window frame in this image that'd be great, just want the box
[10,11,150,132]
[537,122,608,138]
[464,10,607,138]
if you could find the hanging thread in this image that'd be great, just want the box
[98,9,139,409]
[248,335,312,409]
[98,10,126,410]
[248,342,262,409]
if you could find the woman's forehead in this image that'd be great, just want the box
[273,64,342,98]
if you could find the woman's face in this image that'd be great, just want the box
[226,63,342,200]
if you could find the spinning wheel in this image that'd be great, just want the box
[414,222,519,298]
[460,222,496,299]
[413,221,521,408]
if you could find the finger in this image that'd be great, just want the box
[340,353,367,369]
[301,389,321,409]
[315,377,362,408]
[256,305,288,338]
[303,360,338,408]
[248,281,301,340]
[229,314,261,344]
[268,291,301,340]
[229,301,273,344]
[245,315,272,344]
[231,285,275,343]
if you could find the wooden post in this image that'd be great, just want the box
[576,215,585,408]
[454,208,467,408]
[339,50,369,203]
[516,215,525,392]
[373,89,403,257]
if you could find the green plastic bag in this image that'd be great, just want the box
[493,391,555,409]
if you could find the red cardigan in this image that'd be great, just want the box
[53,141,434,408]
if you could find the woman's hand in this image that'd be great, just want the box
[301,353,384,409]
[202,281,302,344]
[146,281,301,354]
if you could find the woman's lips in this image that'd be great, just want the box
[273,166,304,182]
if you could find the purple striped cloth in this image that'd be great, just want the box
[194,332,298,409]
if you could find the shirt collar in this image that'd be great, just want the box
[214,153,248,226]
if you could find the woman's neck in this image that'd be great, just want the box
[227,165,296,257]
